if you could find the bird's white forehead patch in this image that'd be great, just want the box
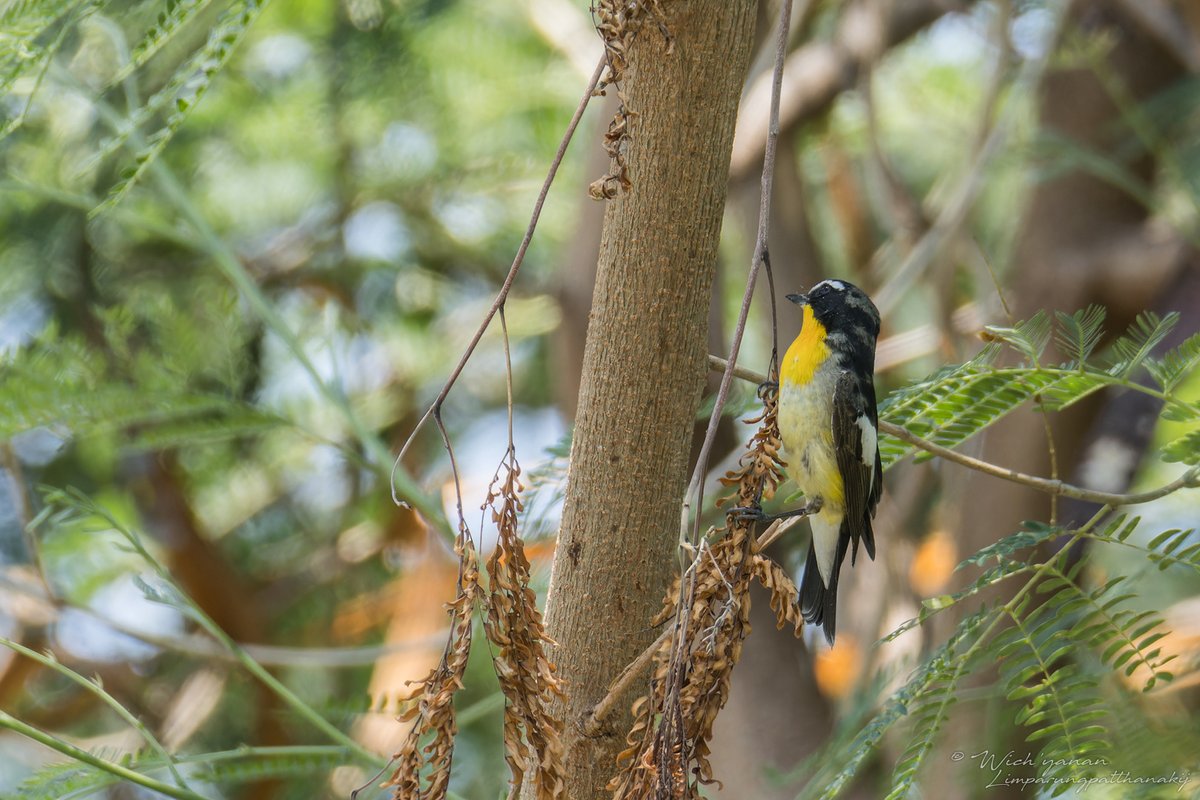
[819,279,847,292]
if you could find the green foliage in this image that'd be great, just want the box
[996,602,1110,794]
[0,308,279,446]
[1,0,1197,791]
[1054,305,1107,365]
[1109,311,1180,380]
[15,759,118,800]
[95,0,271,213]
[1148,331,1200,392]
[879,307,1200,470]
[113,0,216,85]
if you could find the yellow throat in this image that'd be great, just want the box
[782,303,829,387]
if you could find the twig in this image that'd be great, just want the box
[391,55,608,506]
[879,422,1199,506]
[0,712,207,800]
[0,574,451,665]
[707,355,1200,506]
[685,0,797,546]
[753,513,808,552]
[1,637,192,791]
[583,626,672,735]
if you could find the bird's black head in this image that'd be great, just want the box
[787,279,880,338]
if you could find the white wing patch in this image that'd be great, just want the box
[856,414,877,472]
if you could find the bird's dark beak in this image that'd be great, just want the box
[786,293,807,305]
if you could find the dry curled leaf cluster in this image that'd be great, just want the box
[610,379,803,798]
[385,526,479,799]
[482,451,567,800]
[387,449,565,798]
[588,0,673,200]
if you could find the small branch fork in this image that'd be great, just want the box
[390,55,608,508]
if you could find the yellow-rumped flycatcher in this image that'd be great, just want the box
[775,279,882,645]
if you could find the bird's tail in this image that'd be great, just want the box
[800,531,851,645]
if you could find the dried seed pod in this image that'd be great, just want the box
[481,450,567,799]
[386,529,480,800]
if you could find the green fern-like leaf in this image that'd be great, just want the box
[1054,305,1106,365]
[963,521,1063,567]
[984,310,1053,362]
[111,0,216,84]
[94,0,270,214]
[1147,331,1200,393]
[185,747,349,784]
[997,598,1112,795]
[14,760,116,800]
[1108,311,1179,379]
[885,623,984,799]
[0,0,103,139]
[1083,520,1200,576]
[879,367,1108,467]
[806,609,992,800]
[0,318,280,447]
[1042,572,1176,691]
[1161,427,1200,465]
[1145,528,1200,572]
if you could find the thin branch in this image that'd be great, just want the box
[1,637,192,791]
[707,355,1200,506]
[44,491,385,767]
[391,55,608,505]
[753,512,808,552]
[583,626,672,735]
[0,711,207,800]
[685,0,799,546]
[879,421,1199,506]
[729,0,963,176]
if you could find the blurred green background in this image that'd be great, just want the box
[2,0,1199,798]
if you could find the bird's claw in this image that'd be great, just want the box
[725,505,767,523]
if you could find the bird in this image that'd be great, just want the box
[762,279,883,645]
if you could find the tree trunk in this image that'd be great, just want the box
[532,2,759,797]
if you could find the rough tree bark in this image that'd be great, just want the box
[530,2,759,797]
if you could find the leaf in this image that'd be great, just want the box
[984,310,1053,362]
[93,0,270,214]
[1148,331,1200,393]
[111,0,215,85]
[1160,427,1200,465]
[880,366,1095,468]
[1108,311,1178,379]
[1054,305,1107,365]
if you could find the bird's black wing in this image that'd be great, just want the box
[833,370,876,564]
